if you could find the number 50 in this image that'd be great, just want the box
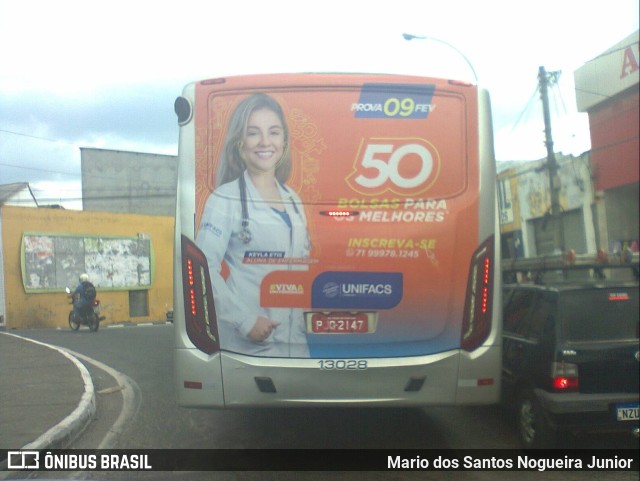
[355,143,434,189]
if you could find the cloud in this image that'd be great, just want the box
[0,0,635,207]
[0,83,179,198]
[1,83,179,146]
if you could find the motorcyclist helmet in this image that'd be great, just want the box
[79,273,89,283]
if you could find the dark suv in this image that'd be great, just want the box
[502,277,639,448]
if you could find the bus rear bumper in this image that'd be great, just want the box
[176,347,500,408]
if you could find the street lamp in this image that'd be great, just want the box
[402,33,479,84]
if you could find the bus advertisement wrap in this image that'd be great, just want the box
[191,76,481,360]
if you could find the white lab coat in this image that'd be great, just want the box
[196,170,310,357]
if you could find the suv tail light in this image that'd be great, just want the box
[551,362,579,392]
[181,235,220,354]
[461,236,495,351]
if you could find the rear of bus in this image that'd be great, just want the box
[174,73,500,408]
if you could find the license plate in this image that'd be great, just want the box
[309,313,369,333]
[616,403,639,421]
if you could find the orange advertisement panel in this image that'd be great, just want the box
[192,74,479,358]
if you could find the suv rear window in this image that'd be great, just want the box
[559,288,639,342]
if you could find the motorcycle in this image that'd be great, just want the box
[65,287,104,332]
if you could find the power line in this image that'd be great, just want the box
[6,191,177,206]
[34,193,177,202]
[0,128,78,146]
[0,161,80,177]
[550,81,568,116]
[510,86,540,132]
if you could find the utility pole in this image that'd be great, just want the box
[538,65,565,254]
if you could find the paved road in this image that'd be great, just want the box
[1,324,637,481]
[2,325,521,450]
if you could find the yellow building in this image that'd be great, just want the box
[0,206,173,329]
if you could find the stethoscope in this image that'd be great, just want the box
[237,173,311,252]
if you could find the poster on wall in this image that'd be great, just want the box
[21,233,152,292]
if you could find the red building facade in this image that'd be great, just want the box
[575,31,639,253]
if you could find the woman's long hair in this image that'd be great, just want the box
[215,93,291,188]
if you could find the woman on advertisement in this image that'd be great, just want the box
[196,93,311,357]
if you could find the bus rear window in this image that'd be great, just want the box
[560,289,639,342]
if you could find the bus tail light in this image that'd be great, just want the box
[461,236,494,351]
[551,362,579,392]
[181,235,220,354]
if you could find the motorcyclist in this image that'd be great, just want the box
[73,273,96,317]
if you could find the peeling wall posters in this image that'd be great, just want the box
[22,234,151,291]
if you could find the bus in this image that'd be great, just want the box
[173,73,500,408]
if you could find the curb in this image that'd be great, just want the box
[105,321,172,329]
[0,333,96,451]
[51,321,172,330]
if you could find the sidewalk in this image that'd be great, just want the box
[0,331,95,456]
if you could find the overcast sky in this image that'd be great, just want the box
[1,0,638,207]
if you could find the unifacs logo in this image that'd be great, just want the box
[314,272,403,310]
[322,282,340,298]
[201,222,222,238]
[269,284,304,295]
[341,283,393,296]
[321,282,394,298]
